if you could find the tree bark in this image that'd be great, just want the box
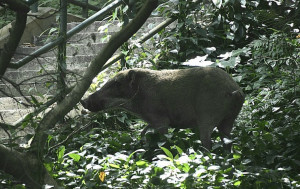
[0,144,58,188]
[0,0,29,12]
[0,0,29,77]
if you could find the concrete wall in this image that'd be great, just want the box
[0,7,83,49]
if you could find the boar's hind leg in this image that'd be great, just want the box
[199,130,213,150]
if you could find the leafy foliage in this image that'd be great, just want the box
[0,8,15,28]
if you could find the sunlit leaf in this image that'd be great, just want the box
[212,0,222,8]
[208,165,220,171]
[66,172,77,177]
[136,160,147,167]
[68,153,81,162]
[175,145,183,155]
[109,164,120,169]
[233,154,241,160]
[160,147,174,160]
[57,146,65,163]
[234,181,242,186]
[44,163,53,172]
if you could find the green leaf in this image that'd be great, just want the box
[182,163,190,173]
[160,147,174,160]
[112,8,118,20]
[109,164,120,169]
[117,116,126,123]
[234,181,242,186]
[126,149,145,166]
[233,154,241,160]
[12,184,26,189]
[44,163,53,172]
[57,146,65,163]
[136,160,147,167]
[263,132,273,141]
[208,165,220,171]
[253,131,259,137]
[218,56,241,68]
[68,153,81,162]
[49,27,58,35]
[175,145,183,155]
[212,0,222,8]
[122,5,128,13]
[30,95,39,105]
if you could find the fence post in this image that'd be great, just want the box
[82,0,88,18]
[57,0,68,100]
[120,0,129,68]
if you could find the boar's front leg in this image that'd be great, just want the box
[141,116,170,136]
[141,125,150,136]
[141,125,168,136]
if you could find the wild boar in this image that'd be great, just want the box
[81,67,244,149]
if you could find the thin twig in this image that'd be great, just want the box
[47,119,95,153]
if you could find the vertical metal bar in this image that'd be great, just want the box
[57,0,68,98]
[82,0,88,18]
[120,0,129,68]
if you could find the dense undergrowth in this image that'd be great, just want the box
[47,13,300,187]
[47,47,299,188]
[33,32,300,188]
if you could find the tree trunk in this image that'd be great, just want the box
[0,0,29,77]
[0,144,58,188]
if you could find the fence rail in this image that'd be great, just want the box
[9,0,124,69]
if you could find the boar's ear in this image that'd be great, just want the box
[128,70,137,88]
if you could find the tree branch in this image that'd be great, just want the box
[0,144,58,188]
[0,0,29,78]
[0,0,30,13]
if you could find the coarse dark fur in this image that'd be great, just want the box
[81,67,244,149]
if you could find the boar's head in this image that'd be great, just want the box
[81,70,139,112]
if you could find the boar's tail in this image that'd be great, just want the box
[225,89,245,119]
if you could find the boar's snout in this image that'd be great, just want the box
[80,97,104,112]
[80,99,90,111]
[80,99,87,109]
